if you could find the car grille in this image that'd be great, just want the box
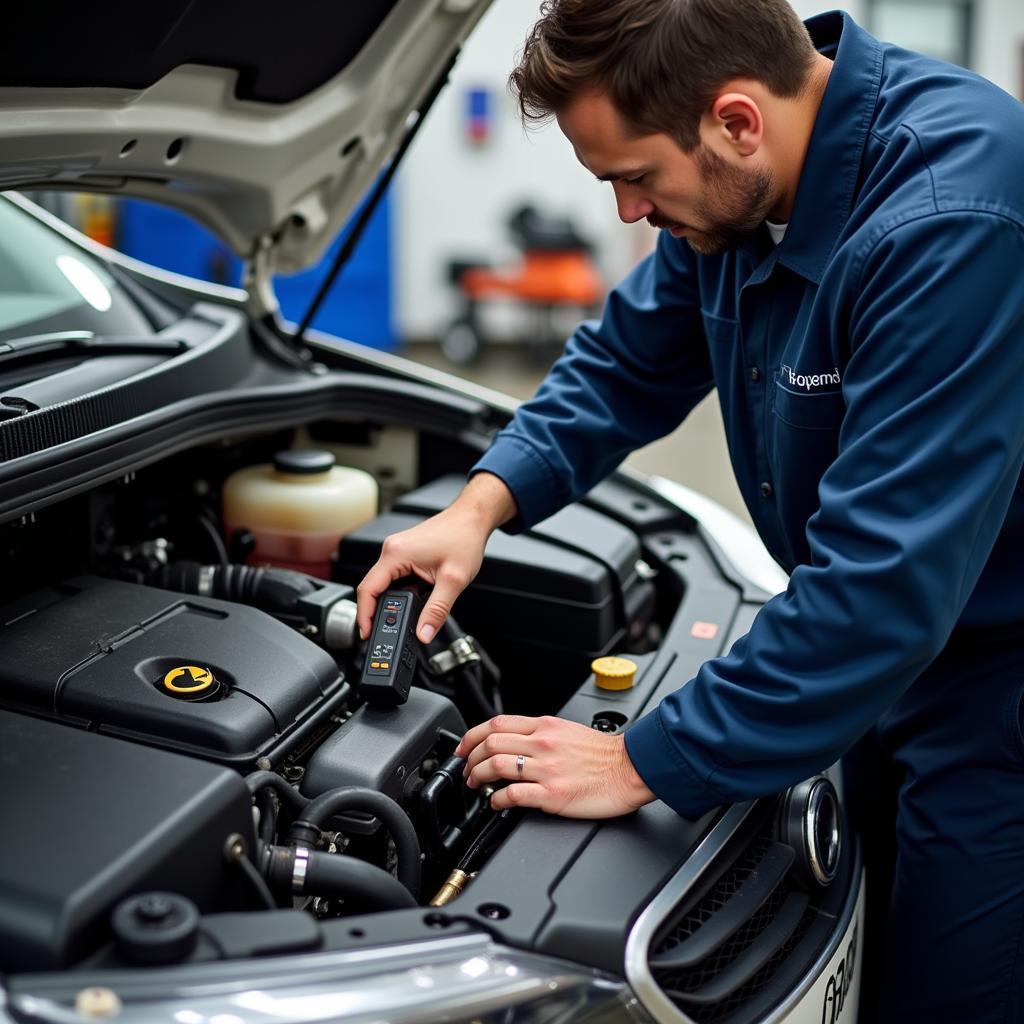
[648,806,847,1024]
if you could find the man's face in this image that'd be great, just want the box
[556,90,776,255]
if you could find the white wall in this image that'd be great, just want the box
[394,1,647,341]
[394,0,1022,340]
[789,0,865,20]
[974,0,1024,98]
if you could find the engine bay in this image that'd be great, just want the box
[0,422,702,973]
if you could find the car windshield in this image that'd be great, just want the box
[0,197,153,343]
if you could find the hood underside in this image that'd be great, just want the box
[0,0,491,273]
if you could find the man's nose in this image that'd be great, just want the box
[612,183,654,224]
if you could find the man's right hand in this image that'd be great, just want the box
[356,472,518,644]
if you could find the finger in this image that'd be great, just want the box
[465,751,536,790]
[462,733,536,777]
[489,783,548,812]
[455,715,541,758]
[415,566,469,643]
[356,559,405,640]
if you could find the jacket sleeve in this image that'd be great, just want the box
[471,230,713,529]
[625,211,1024,817]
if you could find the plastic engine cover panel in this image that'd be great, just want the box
[0,710,257,971]
[0,576,342,764]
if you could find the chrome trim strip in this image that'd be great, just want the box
[625,800,865,1024]
[624,802,755,1024]
[805,780,840,887]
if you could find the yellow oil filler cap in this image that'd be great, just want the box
[160,665,222,702]
[591,656,638,691]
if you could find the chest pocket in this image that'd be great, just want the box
[772,383,846,430]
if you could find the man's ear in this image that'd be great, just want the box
[707,92,763,157]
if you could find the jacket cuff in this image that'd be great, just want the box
[471,436,565,533]
[624,708,725,820]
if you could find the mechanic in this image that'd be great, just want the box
[357,2,1024,1019]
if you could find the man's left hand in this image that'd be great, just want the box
[456,714,656,818]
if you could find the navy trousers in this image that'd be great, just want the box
[845,622,1024,1023]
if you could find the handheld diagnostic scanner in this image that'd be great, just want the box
[359,583,424,707]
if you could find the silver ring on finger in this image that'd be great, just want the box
[515,754,526,781]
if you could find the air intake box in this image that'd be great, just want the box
[0,711,256,971]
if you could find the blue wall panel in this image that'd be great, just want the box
[116,194,395,350]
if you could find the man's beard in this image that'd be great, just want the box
[653,146,777,256]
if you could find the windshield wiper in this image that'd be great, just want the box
[0,330,188,363]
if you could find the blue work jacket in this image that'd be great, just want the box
[471,11,1024,818]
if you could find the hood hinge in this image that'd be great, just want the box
[243,235,280,320]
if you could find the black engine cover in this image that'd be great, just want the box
[0,710,257,971]
[0,576,344,766]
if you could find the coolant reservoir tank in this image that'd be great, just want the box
[222,449,378,578]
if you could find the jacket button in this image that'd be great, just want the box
[750,366,761,382]
[760,481,774,498]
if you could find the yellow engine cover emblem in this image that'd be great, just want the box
[163,665,215,693]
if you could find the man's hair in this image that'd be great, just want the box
[510,0,817,151]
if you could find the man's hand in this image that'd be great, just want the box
[356,472,517,644]
[456,714,657,819]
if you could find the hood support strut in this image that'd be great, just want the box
[294,54,457,346]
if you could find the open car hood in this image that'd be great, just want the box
[0,0,491,275]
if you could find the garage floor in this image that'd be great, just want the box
[407,341,752,526]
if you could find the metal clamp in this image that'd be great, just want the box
[292,846,310,894]
[427,635,481,676]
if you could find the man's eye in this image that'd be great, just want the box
[623,175,645,186]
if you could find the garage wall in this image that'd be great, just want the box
[393,1,648,342]
[393,0,1023,342]
[390,0,858,342]
[973,0,1024,96]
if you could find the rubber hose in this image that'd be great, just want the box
[262,844,416,911]
[291,787,421,897]
[255,787,279,845]
[245,771,309,814]
[305,850,417,911]
[159,563,317,612]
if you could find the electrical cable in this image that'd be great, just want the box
[195,513,229,567]
[236,849,278,910]
[457,809,518,875]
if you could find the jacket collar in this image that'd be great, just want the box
[774,11,884,283]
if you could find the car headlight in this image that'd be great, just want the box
[780,776,842,888]
[6,933,654,1024]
